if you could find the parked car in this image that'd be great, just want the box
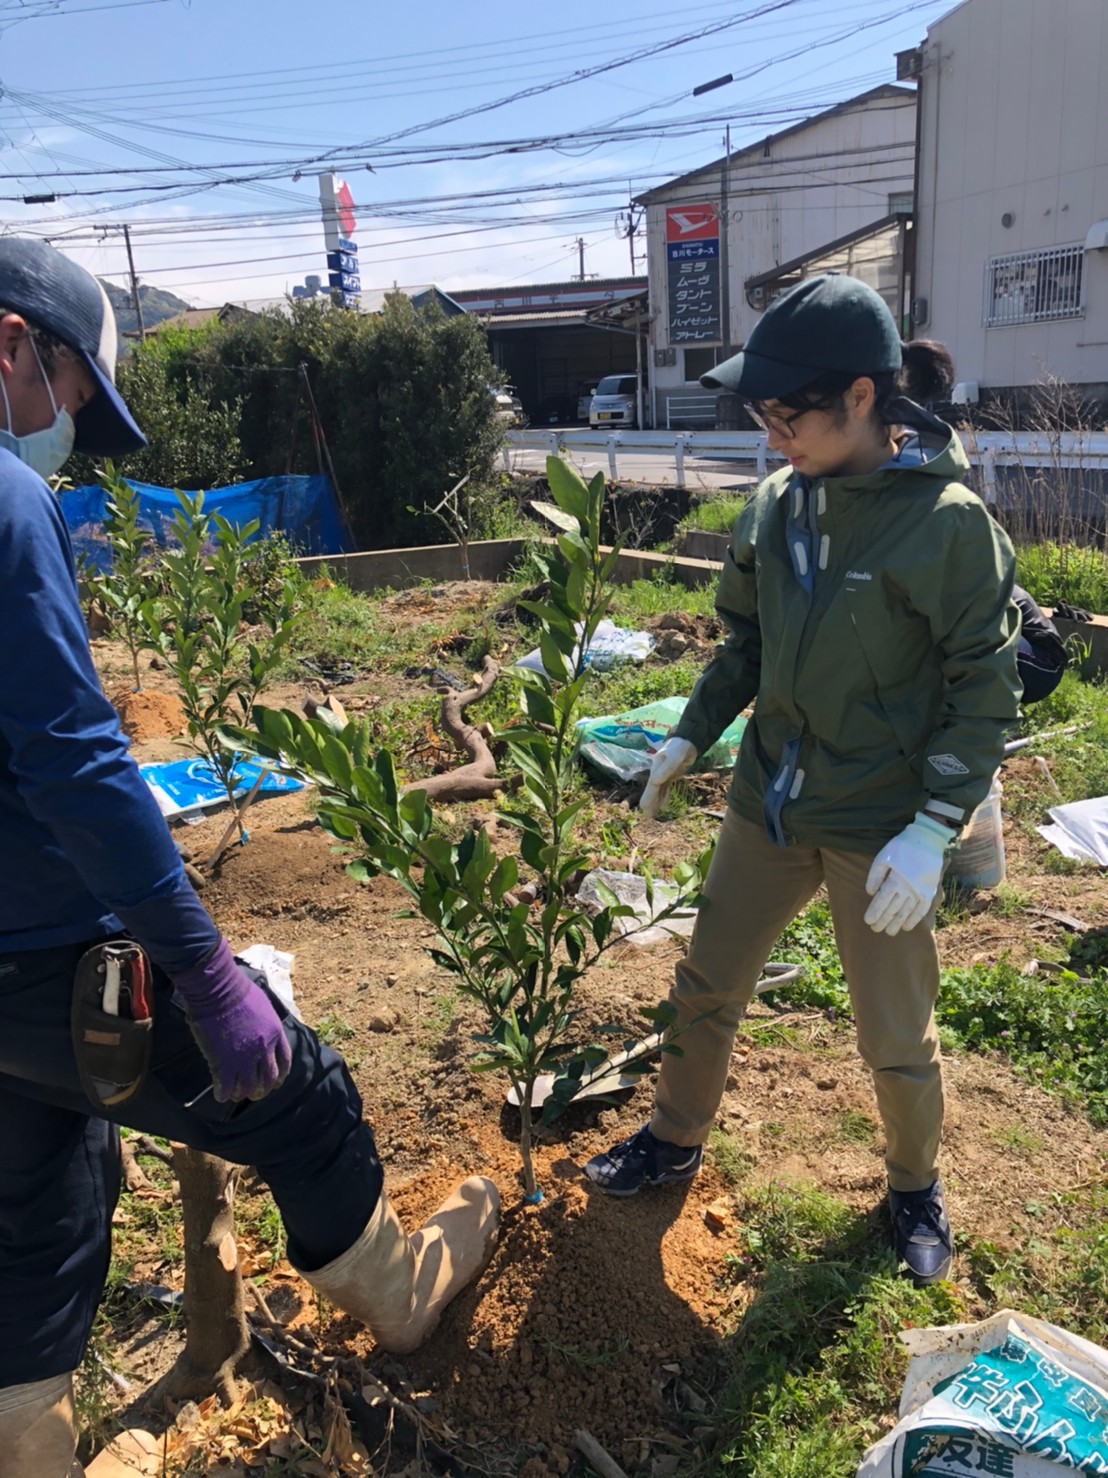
[589,374,640,429]
[489,384,526,428]
[576,381,598,422]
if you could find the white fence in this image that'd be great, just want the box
[505,428,1108,498]
[504,429,773,487]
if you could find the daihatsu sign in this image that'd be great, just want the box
[665,203,721,344]
[319,173,361,309]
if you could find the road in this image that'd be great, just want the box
[505,430,764,492]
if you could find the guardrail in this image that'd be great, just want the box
[503,428,774,487]
[505,427,1108,497]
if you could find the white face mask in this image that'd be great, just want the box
[0,336,77,479]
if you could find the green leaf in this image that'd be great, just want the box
[489,855,520,905]
[544,456,590,524]
[530,499,581,535]
[539,631,571,684]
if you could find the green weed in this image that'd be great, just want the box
[936,959,1108,1123]
[711,1128,755,1186]
[1015,540,1108,615]
[677,494,747,538]
[834,1110,877,1145]
[314,1012,355,1047]
[768,899,848,1010]
[991,1124,1046,1156]
[992,881,1032,917]
[536,1334,630,1371]
[608,575,717,623]
[74,1312,123,1461]
[712,1181,961,1476]
[1067,925,1108,975]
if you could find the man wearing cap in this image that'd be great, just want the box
[584,275,1020,1286]
[0,238,498,1477]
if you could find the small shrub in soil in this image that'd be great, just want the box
[237,457,714,1199]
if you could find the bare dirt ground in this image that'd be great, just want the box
[86,595,1108,1477]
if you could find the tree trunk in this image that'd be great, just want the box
[149,1146,254,1408]
[402,656,521,802]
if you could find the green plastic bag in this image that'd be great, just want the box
[575,697,747,782]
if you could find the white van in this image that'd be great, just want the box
[589,374,640,429]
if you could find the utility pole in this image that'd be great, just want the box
[122,224,144,337]
[574,237,586,282]
[720,123,732,360]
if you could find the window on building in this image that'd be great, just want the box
[888,191,914,216]
[985,245,1085,327]
[683,347,719,382]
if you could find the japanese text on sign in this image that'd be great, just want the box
[665,203,721,345]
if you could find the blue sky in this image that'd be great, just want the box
[0,0,956,306]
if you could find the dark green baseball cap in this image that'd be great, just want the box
[700,273,902,399]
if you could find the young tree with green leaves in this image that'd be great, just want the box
[233,457,714,1198]
[150,491,303,866]
[81,464,159,690]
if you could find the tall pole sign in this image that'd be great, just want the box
[319,173,361,309]
[665,204,721,345]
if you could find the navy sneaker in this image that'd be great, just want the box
[583,1126,703,1196]
[889,1180,953,1285]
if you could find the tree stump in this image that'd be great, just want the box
[149,1146,254,1408]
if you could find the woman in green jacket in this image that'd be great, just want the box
[584,275,1021,1285]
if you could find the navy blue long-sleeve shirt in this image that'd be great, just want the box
[0,450,218,971]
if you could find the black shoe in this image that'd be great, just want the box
[889,1180,953,1285]
[583,1126,703,1196]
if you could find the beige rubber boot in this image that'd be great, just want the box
[0,1372,81,1478]
[296,1176,500,1355]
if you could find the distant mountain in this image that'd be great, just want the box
[100,278,193,336]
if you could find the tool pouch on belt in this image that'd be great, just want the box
[72,940,154,1108]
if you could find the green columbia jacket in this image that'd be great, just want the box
[672,408,1022,853]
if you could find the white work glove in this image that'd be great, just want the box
[638,737,697,819]
[863,813,952,936]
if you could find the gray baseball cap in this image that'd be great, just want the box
[701,274,902,400]
[0,236,145,454]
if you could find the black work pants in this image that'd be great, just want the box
[0,939,382,1387]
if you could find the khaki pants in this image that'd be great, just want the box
[650,809,943,1192]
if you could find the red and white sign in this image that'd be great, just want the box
[665,204,719,242]
[334,178,357,240]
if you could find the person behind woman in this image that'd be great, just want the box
[583,275,1021,1285]
[901,338,1068,704]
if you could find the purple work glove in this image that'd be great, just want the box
[171,937,292,1103]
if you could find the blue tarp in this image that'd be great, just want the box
[61,473,352,571]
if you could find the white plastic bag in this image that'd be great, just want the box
[857,1309,1108,1475]
[1037,795,1108,866]
[514,619,654,677]
[949,776,1006,889]
[575,869,697,949]
[238,943,301,1020]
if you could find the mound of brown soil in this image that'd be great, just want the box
[111,687,187,741]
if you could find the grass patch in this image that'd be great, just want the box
[936,959,1108,1124]
[712,1181,961,1476]
[574,658,706,722]
[834,1110,878,1145]
[711,1176,1108,1473]
[607,575,717,624]
[990,1124,1046,1156]
[677,494,746,538]
[711,1127,756,1186]
[767,899,848,1010]
[1006,671,1108,819]
[1015,540,1108,615]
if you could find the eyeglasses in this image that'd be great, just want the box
[744,401,816,441]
